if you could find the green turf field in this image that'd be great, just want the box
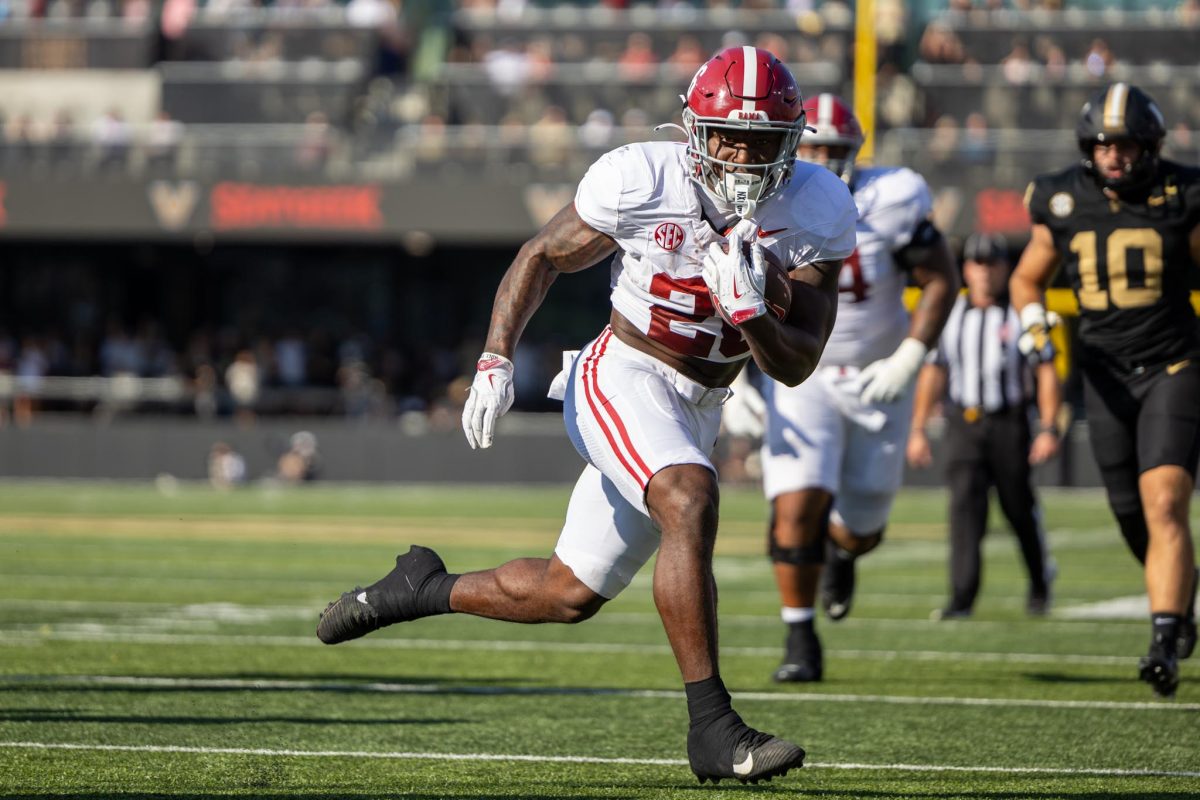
[0,481,1197,799]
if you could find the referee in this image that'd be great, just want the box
[907,233,1061,618]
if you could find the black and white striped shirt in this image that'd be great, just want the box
[932,295,1048,412]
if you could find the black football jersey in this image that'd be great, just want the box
[1026,160,1200,368]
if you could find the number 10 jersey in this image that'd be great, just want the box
[1026,160,1200,369]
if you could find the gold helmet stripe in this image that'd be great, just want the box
[1103,83,1129,130]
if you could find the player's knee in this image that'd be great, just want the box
[648,464,719,535]
[1140,481,1190,531]
[554,587,607,624]
[768,515,826,566]
[838,527,884,556]
[771,491,830,536]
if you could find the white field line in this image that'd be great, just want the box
[7,674,1197,713]
[0,598,1151,631]
[0,627,1140,666]
[1,741,1197,779]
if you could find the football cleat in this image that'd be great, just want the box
[688,719,805,785]
[773,623,823,683]
[772,659,822,683]
[1179,619,1197,661]
[317,545,452,645]
[1138,653,1179,699]
[1180,567,1199,660]
[820,546,856,621]
[1027,560,1057,617]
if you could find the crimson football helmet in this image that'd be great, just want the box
[798,93,864,182]
[682,46,806,218]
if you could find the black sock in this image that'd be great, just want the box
[418,572,459,617]
[684,675,736,729]
[1187,567,1199,622]
[1151,613,1183,658]
[368,553,460,619]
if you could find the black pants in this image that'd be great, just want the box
[1083,358,1200,518]
[944,406,1050,611]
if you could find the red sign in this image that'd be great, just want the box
[975,188,1031,234]
[211,183,383,231]
[654,222,685,251]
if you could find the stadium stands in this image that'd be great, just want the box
[0,0,1196,427]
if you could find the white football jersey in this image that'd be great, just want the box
[574,141,856,364]
[820,166,934,367]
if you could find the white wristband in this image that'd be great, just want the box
[892,337,929,374]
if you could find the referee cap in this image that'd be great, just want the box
[963,232,1009,264]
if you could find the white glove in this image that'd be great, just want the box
[1017,302,1060,359]
[462,352,515,450]
[702,232,768,325]
[722,369,767,438]
[855,338,928,405]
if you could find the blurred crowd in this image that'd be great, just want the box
[0,315,580,428]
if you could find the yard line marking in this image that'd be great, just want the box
[0,628,1140,666]
[1,741,1197,778]
[0,599,1152,629]
[6,675,1197,713]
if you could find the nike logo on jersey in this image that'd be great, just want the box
[733,752,754,776]
[1167,359,1191,375]
[759,227,787,237]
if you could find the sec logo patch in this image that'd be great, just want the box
[654,222,685,251]
[1049,192,1074,218]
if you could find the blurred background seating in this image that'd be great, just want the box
[0,0,1195,432]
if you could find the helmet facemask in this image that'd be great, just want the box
[1080,135,1161,194]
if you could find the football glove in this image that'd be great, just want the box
[1017,302,1060,359]
[702,232,768,325]
[855,338,928,405]
[722,369,767,438]
[462,352,515,450]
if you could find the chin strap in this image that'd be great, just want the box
[725,173,762,218]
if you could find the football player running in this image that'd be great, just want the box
[727,94,958,683]
[1012,83,1200,698]
[316,47,857,784]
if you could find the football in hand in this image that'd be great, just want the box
[716,239,793,321]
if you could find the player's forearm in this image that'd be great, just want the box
[1010,223,1059,312]
[483,246,560,357]
[1035,362,1062,431]
[910,365,944,432]
[740,269,839,386]
[1009,269,1045,313]
[740,315,824,386]
[483,203,617,356]
[908,241,960,348]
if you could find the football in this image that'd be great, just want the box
[717,238,793,320]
